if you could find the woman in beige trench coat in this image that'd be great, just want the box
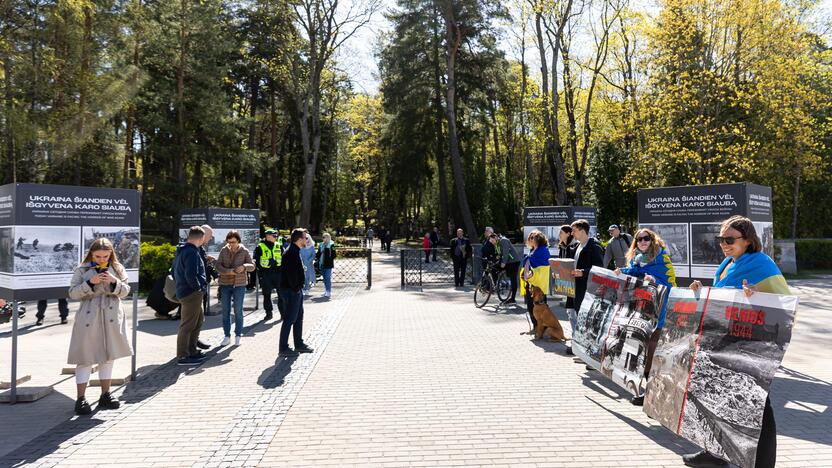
[67,238,133,415]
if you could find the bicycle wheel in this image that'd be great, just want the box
[496,271,511,302]
[474,275,492,308]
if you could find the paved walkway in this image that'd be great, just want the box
[1,249,830,467]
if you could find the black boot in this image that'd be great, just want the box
[682,451,728,467]
[75,396,92,415]
[98,392,120,410]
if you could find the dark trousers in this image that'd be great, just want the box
[452,256,467,286]
[431,247,437,261]
[278,288,305,351]
[36,298,69,320]
[260,271,284,318]
[524,289,539,329]
[177,291,204,358]
[755,396,776,468]
[504,262,519,300]
[424,250,430,263]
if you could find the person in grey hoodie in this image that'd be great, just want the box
[603,224,633,269]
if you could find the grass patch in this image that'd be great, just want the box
[783,269,832,280]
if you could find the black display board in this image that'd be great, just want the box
[178,208,260,256]
[637,183,773,280]
[522,206,597,254]
[0,183,141,301]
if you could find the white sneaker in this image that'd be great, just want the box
[220,336,230,347]
[234,336,242,346]
[324,291,331,297]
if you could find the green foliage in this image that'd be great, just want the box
[139,242,176,292]
[795,240,832,270]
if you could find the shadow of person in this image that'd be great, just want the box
[257,356,299,389]
[770,366,832,448]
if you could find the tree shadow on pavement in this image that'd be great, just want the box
[257,356,299,389]
[770,366,832,448]
[0,407,106,466]
[585,395,698,456]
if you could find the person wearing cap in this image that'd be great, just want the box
[603,224,633,269]
[254,229,285,321]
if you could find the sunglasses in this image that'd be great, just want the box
[715,236,744,245]
[636,236,652,243]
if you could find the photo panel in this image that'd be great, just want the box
[0,226,13,273]
[639,223,689,266]
[83,226,141,269]
[753,222,774,258]
[12,226,81,274]
[691,223,723,266]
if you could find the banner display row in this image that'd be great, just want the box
[638,183,773,280]
[522,206,597,255]
[572,267,668,395]
[0,183,141,301]
[572,265,798,468]
[178,208,260,257]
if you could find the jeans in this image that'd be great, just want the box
[322,268,332,293]
[279,288,305,351]
[220,285,245,337]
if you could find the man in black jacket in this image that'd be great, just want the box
[278,228,314,357]
[449,229,472,287]
[569,219,605,356]
[429,226,440,261]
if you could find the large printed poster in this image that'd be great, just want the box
[573,267,668,395]
[522,206,597,255]
[179,208,260,257]
[644,288,798,468]
[0,183,141,301]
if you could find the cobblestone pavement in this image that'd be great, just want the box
[1,248,830,467]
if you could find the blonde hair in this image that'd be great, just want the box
[82,238,125,277]
[625,228,666,264]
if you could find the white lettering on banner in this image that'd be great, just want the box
[646,193,737,210]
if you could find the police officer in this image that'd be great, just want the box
[254,229,285,321]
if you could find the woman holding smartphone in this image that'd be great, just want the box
[67,238,133,415]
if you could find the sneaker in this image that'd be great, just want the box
[296,345,314,353]
[35,318,43,326]
[682,451,728,467]
[98,392,120,410]
[177,356,204,366]
[197,340,210,350]
[585,365,594,371]
[220,336,231,347]
[170,313,181,320]
[234,336,241,346]
[75,396,92,415]
[190,352,207,360]
[279,348,299,357]
[631,395,645,406]
[154,312,171,320]
[565,346,574,356]
[264,312,273,321]
[324,291,331,297]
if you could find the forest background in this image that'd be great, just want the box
[2,0,831,243]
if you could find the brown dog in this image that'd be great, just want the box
[530,286,568,342]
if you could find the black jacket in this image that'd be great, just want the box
[480,241,498,264]
[199,246,218,280]
[279,243,305,292]
[449,237,472,260]
[316,243,337,269]
[429,231,440,246]
[574,238,605,309]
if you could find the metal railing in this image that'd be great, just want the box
[328,248,372,288]
[400,243,526,290]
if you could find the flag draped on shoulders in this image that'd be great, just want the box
[714,252,790,295]
[520,246,551,296]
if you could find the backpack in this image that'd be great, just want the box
[163,263,180,304]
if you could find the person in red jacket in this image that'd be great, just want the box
[422,232,432,263]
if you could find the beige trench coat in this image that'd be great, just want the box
[66,264,133,366]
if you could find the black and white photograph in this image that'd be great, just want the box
[691,223,723,265]
[12,226,81,274]
[645,288,798,468]
[600,277,667,395]
[204,228,261,256]
[573,267,626,368]
[753,222,774,257]
[83,227,141,269]
[0,226,14,273]
[639,223,689,265]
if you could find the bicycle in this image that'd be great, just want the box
[474,262,511,308]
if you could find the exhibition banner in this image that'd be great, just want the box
[643,288,797,468]
[522,206,597,255]
[549,258,575,297]
[572,267,668,395]
[0,183,141,301]
[179,208,260,256]
[637,183,773,280]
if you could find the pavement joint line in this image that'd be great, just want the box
[193,285,360,467]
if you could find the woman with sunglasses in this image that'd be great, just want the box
[683,215,788,468]
[613,228,676,406]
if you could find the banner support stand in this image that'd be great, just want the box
[131,290,138,381]
[10,301,19,404]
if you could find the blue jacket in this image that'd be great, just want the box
[173,242,206,299]
[621,248,676,329]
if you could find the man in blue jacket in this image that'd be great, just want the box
[173,226,208,365]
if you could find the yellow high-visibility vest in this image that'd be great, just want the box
[258,238,284,269]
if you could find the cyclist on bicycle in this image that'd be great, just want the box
[482,233,501,288]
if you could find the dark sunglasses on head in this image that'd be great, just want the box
[636,236,652,243]
[715,236,744,245]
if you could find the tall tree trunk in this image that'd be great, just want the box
[442,1,477,239]
[124,5,141,188]
[269,79,279,222]
[432,10,450,235]
[3,57,15,184]
[246,74,259,208]
[176,0,188,205]
[791,162,801,239]
[76,6,93,185]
